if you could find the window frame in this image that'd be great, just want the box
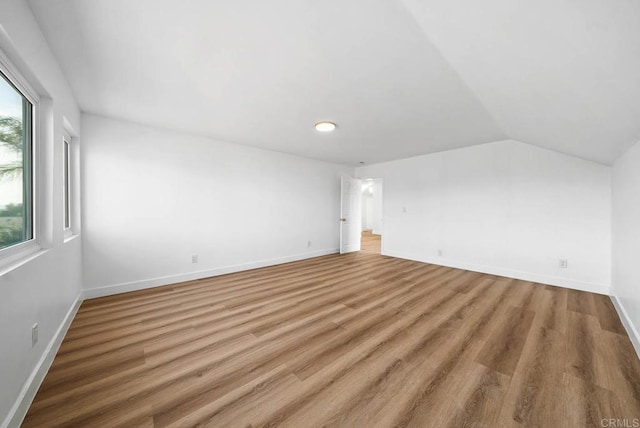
[63,133,71,234]
[0,47,40,262]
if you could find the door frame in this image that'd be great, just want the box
[352,176,385,255]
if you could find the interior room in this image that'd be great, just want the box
[1,0,639,426]
[359,178,382,254]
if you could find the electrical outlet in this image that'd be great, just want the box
[559,259,568,269]
[438,249,443,257]
[307,241,311,248]
[192,254,198,264]
[32,323,38,347]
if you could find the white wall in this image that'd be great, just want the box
[82,115,351,296]
[0,1,83,426]
[612,140,640,354]
[356,140,611,293]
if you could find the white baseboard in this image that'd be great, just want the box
[83,248,339,299]
[383,250,611,295]
[610,295,640,359]
[2,295,82,428]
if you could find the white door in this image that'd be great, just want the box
[340,175,362,254]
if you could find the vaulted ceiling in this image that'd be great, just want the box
[28,0,640,165]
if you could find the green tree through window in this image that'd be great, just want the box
[0,116,23,179]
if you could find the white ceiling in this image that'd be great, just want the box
[27,0,640,166]
[402,0,640,165]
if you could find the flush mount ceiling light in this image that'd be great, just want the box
[315,121,336,132]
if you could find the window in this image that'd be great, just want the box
[63,136,71,230]
[0,70,33,251]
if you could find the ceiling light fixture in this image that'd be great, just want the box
[315,121,336,132]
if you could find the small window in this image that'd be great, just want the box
[63,136,71,230]
[0,70,33,251]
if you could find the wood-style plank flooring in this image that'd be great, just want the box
[24,234,640,427]
[360,230,381,255]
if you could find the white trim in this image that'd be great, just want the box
[63,233,79,244]
[0,46,39,104]
[62,136,71,233]
[61,117,80,237]
[610,295,640,360]
[383,250,611,295]
[0,240,40,271]
[62,116,81,239]
[0,245,46,276]
[1,296,82,428]
[33,98,51,250]
[83,248,339,299]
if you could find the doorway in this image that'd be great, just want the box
[360,178,382,255]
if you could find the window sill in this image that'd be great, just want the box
[63,233,79,244]
[0,242,47,277]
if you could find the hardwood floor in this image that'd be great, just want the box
[360,230,381,254]
[24,247,640,427]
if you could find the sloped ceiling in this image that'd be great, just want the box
[402,0,640,164]
[27,0,640,165]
